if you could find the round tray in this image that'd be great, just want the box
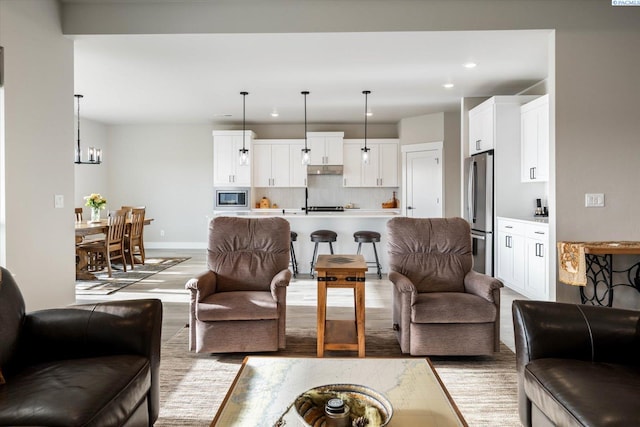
[294,384,393,427]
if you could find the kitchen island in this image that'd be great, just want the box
[214,209,402,276]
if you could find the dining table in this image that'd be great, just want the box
[75,217,154,280]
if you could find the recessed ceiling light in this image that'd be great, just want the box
[463,62,477,69]
[366,110,373,117]
[271,110,279,118]
[443,83,455,89]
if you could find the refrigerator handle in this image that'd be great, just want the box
[467,160,475,223]
[471,160,478,222]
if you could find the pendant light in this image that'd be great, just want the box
[361,90,371,165]
[238,91,249,165]
[301,91,311,165]
[74,94,102,164]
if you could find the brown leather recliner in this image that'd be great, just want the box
[387,217,503,355]
[0,267,162,427]
[186,216,291,353]
[513,300,640,427]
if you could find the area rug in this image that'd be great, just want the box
[75,257,190,295]
[157,327,519,426]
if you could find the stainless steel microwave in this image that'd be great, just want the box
[214,187,251,211]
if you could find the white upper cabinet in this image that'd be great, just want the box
[343,143,363,187]
[289,142,307,187]
[252,142,291,187]
[212,130,254,186]
[307,132,344,165]
[521,95,549,182]
[468,100,495,155]
[343,140,399,187]
[253,140,309,188]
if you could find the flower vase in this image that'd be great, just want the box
[91,207,101,223]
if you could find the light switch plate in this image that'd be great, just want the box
[585,193,605,207]
[54,194,64,208]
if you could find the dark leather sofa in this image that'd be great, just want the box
[513,299,640,427]
[0,267,162,426]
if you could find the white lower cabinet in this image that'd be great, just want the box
[525,223,549,299]
[496,217,549,300]
[497,220,526,294]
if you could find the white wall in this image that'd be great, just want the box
[0,0,75,310]
[443,112,461,218]
[398,113,444,145]
[554,28,640,306]
[238,123,398,140]
[107,124,213,247]
[398,112,461,217]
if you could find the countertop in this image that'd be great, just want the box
[497,215,549,224]
[214,208,402,218]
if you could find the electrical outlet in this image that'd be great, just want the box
[160,230,165,237]
[585,193,605,207]
[54,194,64,208]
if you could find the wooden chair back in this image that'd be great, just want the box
[75,207,83,222]
[129,208,146,241]
[121,205,146,216]
[106,209,128,250]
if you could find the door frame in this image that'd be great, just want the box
[401,142,444,217]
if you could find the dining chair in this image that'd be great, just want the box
[77,209,128,277]
[124,207,146,269]
[75,208,85,247]
[121,205,145,215]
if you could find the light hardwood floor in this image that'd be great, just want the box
[76,248,525,352]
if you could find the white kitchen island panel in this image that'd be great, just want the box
[214,210,402,275]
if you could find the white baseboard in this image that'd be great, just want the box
[145,242,207,250]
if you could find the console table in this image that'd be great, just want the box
[558,241,640,307]
[314,254,368,357]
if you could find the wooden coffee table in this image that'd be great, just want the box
[211,356,467,426]
[314,254,368,357]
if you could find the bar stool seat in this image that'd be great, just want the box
[290,231,299,278]
[310,230,337,278]
[354,230,382,279]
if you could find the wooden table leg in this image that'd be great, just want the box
[356,281,366,357]
[317,279,327,357]
[75,247,98,280]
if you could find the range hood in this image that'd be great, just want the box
[307,165,343,175]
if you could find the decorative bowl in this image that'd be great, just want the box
[293,383,393,427]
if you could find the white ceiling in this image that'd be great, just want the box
[72,30,550,126]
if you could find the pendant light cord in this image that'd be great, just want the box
[76,94,82,157]
[362,90,371,152]
[363,90,370,150]
[302,91,309,149]
[241,91,248,150]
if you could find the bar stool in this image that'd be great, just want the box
[310,229,337,278]
[354,230,382,279]
[290,231,299,278]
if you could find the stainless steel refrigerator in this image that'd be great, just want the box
[464,150,494,276]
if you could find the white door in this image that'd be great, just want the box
[404,147,442,218]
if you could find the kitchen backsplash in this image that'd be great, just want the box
[254,175,399,210]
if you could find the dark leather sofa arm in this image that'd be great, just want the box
[513,300,640,427]
[15,299,163,423]
[18,299,163,362]
[513,300,640,369]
